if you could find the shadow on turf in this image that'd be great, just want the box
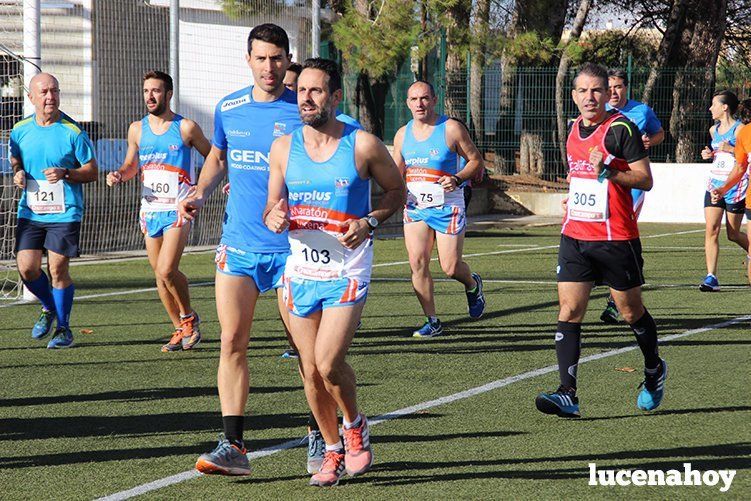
[0,385,301,407]
[578,405,751,421]
[341,442,751,486]
[0,411,310,445]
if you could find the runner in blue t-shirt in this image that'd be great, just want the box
[179,24,319,477]
[599,69,666,324]
[11,73,98,349]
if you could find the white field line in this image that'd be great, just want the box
[96,312,751,501]
[0,228,707,309]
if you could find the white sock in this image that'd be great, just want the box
[343,414,362,429]
[428,316,439,325]
[325,440,343,452]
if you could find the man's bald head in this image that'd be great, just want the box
[406,80,437,122]
[28,72,61,120]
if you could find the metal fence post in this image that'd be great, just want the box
[466,50,471,125]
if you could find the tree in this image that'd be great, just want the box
[469,0,491,139]
[331,0,419,136]
[554,0,592,167]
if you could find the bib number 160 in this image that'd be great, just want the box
[301,247,331,264]
[572,192,597,207]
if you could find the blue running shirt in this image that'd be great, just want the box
[213,86,302,253]
[606,99,662,136]
[10,112,95,222]
[138,114,194,211]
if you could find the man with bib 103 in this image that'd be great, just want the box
[11,72,99,348]
[264,58,405,487]
[106,70,211,352]
[391,80,486,339]
[535,63,667,419]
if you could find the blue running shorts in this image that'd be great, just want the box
[139,210,188,238]
[15,218,81,257]
[215,244,289,293]
[403,205,466,235]
[283,276,369,318]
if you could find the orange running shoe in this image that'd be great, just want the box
[343,414,373,476]
[160,328,184,352]
[309,450,346,487]
[180,312,201,350]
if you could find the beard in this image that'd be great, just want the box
[300,100,331,128]
[148,100,167,116]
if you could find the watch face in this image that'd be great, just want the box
[367,216,378,228]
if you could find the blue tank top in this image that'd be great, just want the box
[285,124,373,281]
[213,86,302,253]
[401,115,463,208]
[708,121,746,203]
[711,121,739,150]
[139,114,193,211]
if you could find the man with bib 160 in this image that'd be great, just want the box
[106,70,211,352]
[534,63,667,418]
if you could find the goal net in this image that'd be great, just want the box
[0,0,313,299]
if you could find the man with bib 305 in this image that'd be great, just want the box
[391,80,486,339]
[265,58,405,487]
[106,70,211,352]
[11,72,98,349]
[534,63,667,418]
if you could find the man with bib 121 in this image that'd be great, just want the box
[11,72,98,348]
[106,70,211,352]
[535,63,667,418]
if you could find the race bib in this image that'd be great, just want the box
[26,179,65,214]
[142,169,179,205]
[408,181,445,208]
[710,151,736,180]
[288,230,345,280]
[568,176,609,222]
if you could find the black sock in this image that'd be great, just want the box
[222,415,244,448]
[555,321,581,391]
[307,412,320,431]
[630,309,660,369]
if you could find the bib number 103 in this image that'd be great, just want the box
[301,247,331,264]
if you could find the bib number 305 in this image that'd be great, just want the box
[568,176,609,222]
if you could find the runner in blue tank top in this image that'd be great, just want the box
[265,58,405,487]
[11,72,98,349]
[179,24,314,478]
[107,71,211,352]
[698,90,749,292]
[392,80,487,339]
[599,69,667,324]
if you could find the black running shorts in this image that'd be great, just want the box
[556,234,644,291]
[15,218,81,257]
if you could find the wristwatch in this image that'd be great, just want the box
[452,174,463,186]
[363,215,379,230]
[63,168,70,179]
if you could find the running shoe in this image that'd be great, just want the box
[637,358,668,411]
[306,429,325,474]
[309,450,346,487]
[413,319,443,338]
[161,328,184,352]
[47,326,74,349]
[535,386,580,418]
[466,272,486,319]
[600,299,619,324]
[195,435,251,475]
[343,414,373,476]
[281,349,299,359]
[181,312,201,350]
[699,274,720,292]
[32,309,56,340]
